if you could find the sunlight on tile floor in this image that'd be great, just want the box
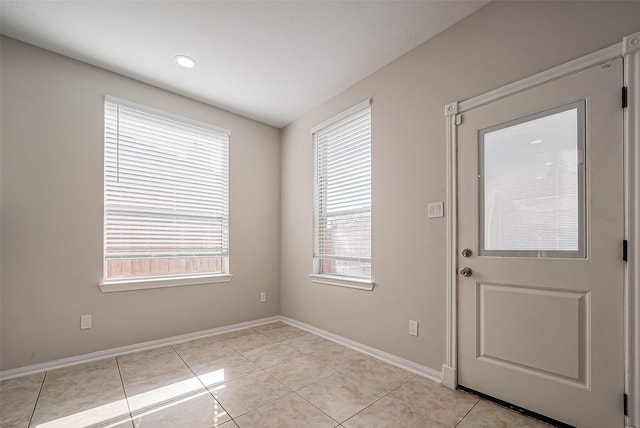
[0,322,551,427]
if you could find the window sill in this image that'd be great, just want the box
[98,274,233,293]
[308,274,374,291]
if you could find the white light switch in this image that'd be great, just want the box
[427,201,444,218]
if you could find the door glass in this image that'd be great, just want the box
[479,101,585,258]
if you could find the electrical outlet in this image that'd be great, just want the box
[81,315,92,330]
[260,292,267,303]
[409,320,418,336]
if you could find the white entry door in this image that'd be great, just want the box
[457,58,624,428]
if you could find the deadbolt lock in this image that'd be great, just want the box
[461,248,472,257]
[460,267,473,277]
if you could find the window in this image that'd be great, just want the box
[311,100,372,288]
[101,97,230,290]
[479,101,585,258]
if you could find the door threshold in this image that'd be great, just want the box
[457,385,575,428]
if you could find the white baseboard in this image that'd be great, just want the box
[0,315,443,384]
[280,316,442,383]
[0,316,279,381]
[441,364,457,389]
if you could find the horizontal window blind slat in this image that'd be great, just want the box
[105,179,228,193]
[105,125,228,149]
[319,133,370,157]
[314,207,371,216]
[318,136,370,159]
[110,105,226,136]
[321,156,371,177]
[105,159,228,184]
[105,147,227,175]
[323,175,371,195]
[319,131,370,155]
[108,121,227,146]
[105,136,228,166]
[105,191,229,208]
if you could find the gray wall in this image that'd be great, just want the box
[0,37,282,370]
[280,1,640,371]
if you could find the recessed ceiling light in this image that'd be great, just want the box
[530,139,543,145]
[175,55,196,69]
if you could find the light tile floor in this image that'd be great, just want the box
[0,322,551,428]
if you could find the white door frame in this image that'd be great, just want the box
[443,31,640,428]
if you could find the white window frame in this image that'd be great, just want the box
[309,99,374,291]
[99,96,232,293]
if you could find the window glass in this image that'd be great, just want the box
[480,101,585,258]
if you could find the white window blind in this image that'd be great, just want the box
[104,98,229,281]
[313,101,371,279]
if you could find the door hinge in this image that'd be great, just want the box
[622,86,628,109]
[455,114,463,125]
[624,393,628,416]
[623,240,628,262]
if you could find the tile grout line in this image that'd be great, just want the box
[339,392,388,426]
[338,373,424,427]
[171,341,237,426]
[115,355,135,425]
[290,389,341,426]
[454,398,481,427]
[336,361,417,394]
[26,371,47,427]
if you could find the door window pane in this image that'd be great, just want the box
[479,101,585,257]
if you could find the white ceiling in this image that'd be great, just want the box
[0,1,488,128]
